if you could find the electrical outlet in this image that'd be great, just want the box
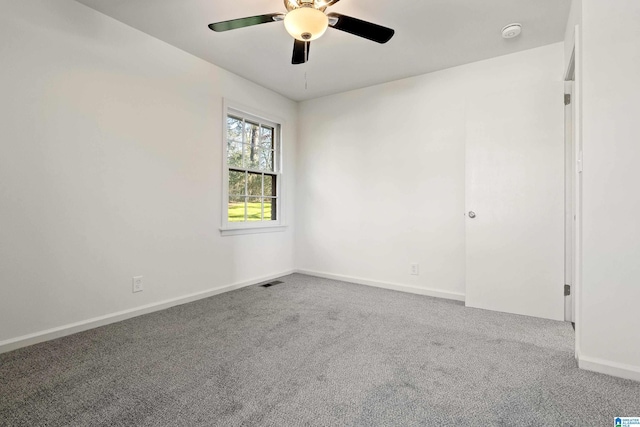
[410,263,419,276]
[132,276,143,293]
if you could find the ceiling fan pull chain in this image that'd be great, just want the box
[304,40,308,90]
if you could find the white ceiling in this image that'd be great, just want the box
[74,0,571,101]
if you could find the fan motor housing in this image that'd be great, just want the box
[285,0,338,12]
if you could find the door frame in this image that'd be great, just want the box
[565,25,582,360]
[564,79,574,323]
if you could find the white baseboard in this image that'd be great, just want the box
[295,269,465,302]
[578,355,640,382]
[0,270,294,355]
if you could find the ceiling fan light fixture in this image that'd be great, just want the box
[284,7,329,41]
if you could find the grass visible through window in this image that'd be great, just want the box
[228,202,273,222]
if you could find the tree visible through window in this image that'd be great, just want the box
[226,110,279,223]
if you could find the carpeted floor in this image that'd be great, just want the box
[1,274,638,426]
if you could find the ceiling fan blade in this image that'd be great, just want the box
[327,12,395,44]
[292,40,311,65]
[208,14,282,32]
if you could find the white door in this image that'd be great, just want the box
[464,82,565,321]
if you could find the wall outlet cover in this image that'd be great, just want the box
[410,264,419,276]
[132,276,143,293]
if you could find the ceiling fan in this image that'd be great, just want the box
[208,0,395,65]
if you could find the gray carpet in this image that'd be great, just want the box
[1,274,638,426]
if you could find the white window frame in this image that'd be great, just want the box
[220,99,286,236]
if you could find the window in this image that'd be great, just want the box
[222,104,283,233]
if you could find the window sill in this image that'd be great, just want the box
[220,224,287,236]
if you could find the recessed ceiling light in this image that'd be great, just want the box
[501,23,522,39]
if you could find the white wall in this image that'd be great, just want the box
[577,0,640,381]
[296,43,564,302]
[0,0,297,347]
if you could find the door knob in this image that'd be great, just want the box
[468,211,476,218]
